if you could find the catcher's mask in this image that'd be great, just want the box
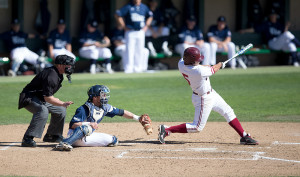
[55,55,76,83]
[87,85,110,105]
[183,47,204,65]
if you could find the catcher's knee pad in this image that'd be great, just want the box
[80,125,93,136]
[107,135,118,147]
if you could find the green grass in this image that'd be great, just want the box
[0,66,300,125]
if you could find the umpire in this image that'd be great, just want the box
[18,55,75,147]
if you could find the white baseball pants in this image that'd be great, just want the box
[175,43,211,63]
[114,44,149,71]
[124,30,146,73]
[67,129,115,147]
[186,89,236,133]
[210,42,236,67]
[10,47,39,73]
[79,46,112,60]
[268,31,297,52]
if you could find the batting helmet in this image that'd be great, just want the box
[87,85,110,104]
[183,47,204,65]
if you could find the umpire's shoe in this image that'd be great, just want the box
[240,134,259,145]
[21,135,37,147]
[158,125,167,144]
[43,134,63,143]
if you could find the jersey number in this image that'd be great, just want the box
[182,73,191,85]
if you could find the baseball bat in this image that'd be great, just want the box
[222,43,253,68]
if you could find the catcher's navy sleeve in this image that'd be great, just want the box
[105,104,124,117]
[69,106,89,129]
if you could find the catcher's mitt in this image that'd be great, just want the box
[139,114,153,135]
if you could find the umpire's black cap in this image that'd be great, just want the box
[55,55,75,66]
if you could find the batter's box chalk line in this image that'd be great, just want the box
[114,147,300,163]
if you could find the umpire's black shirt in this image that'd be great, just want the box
[19,66,63,109]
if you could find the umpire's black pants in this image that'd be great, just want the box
[23,96,66,138]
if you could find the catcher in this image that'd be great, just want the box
[54,84,152,151]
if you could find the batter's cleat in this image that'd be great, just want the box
[240,134,259,145]
[158,125,167,144]
[107,136,119,147]
[21,135,37,147]
[53,142,73,151]
[43,134,63,143]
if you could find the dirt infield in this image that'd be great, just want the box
[0,122,299,177]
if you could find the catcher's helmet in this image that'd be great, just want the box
[87,85,110,105]
[183,47,204,65]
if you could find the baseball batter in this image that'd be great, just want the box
[207,16,236,68]
[47,19,76,60]
[54,85,152,151]
[158,47,258,145]
[175,15,210,64]
[115,0,153,73]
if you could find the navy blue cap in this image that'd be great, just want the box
[187,15,196,21]
[57,19,65,24]
[11,19,20,24]
[88,19,98,28]
[217,16,226,22]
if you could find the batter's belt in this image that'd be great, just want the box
[193,89,212,96]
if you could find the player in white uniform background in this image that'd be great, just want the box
[1,19,40,76]
[47,19,76,60]
[207,16,236,68]
[115,0,153,73]
[175,15,210,64]
[158,47,258,145]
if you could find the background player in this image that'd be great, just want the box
[78,19,113,74]
[240,10,300,67]
[158,47,258,145]
[175,15,210,63]
[54,85,148,151]
[111,25,150,72]
[146,0,173,57]
[115,0,153,73]
[207,16,236,68]
[47,19,76,61]
[1,19,41,76]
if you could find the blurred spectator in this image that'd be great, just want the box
[146,0,172,57]
[207,16,236,68]
[0,19,43,76]
[111,25,149,71]
[47,19,76,61]
[175,16,210,64]
[115,0,153,73]
[240,10,300,67]
[78,19,113,74]
[160,0,180,35]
